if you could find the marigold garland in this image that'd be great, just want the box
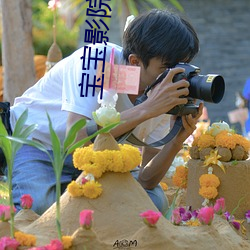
[69,139,142,199]
[14,231,36,247]
[199,174,220,188]
[197,134,215,149]
[62,235,73,249]
[172,166,188,189]
[199,186,218,200]
[73,144,142,177]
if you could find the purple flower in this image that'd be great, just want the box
[231,220,241,230]
[245,210,250,223]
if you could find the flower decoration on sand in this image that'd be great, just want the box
[68,90,142,199]
[170,206,200,226]
[199,167,220,206]
[190,121,250,161]
[197,206,214,225]
[0,237,19,250]
[20,194,33,209]
[172,165,188,189]
[14,231,36,247]
[213,197,226,215]
[140,210,162,227]
[0,204,16,222]
[79,210,94,230]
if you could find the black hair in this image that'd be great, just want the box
[122,9,199,68]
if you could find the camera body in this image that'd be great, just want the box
[135,63,225,116]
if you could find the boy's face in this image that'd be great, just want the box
[139,57,167,92]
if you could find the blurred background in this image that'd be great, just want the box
[1,0,250,134]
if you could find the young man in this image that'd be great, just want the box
[8,9,202,215]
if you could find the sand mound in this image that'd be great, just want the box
[11,171,250,250]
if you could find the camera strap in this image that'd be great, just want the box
[116,116,183,147]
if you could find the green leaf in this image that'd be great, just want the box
[165,188,180,220]
[6,136,52,161]
[12,109,28,137]
[63,118,86,151]
[126,0,139,16]
[169,0,184,11]
[11,124,38,154]
[47,114,62,174]
[0,120,12,161]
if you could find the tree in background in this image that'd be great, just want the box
[1,0,182,104]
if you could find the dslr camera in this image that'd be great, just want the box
[134,63,225,116]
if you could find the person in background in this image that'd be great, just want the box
[6,9,202,215]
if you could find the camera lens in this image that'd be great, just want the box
[189,74,225,103]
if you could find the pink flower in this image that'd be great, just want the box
[139,210,162,227]
[48,0,62,11]
[47,239,64,250]
[79,210,94,229]
[20,194,33,209]
[171,208,182,225]
[213,197,225,215]
[81,177,88,185]
[0,205,16,221]
[197,207,214,225]
[0,236,19,249]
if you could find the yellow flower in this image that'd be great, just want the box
[199,186,218,199]
[204,150,225,173]
[160,182,168,191]
[82,180,102,199]
[14,231,36,247]
[73,146,95,169]
[197,134,215,149]
[185,218,201,227]
[172,166,188,189]
[73,144,142,176]
[62,235,73,249]
[67,181,84,197]
[199,174,220,188]
[83,163,105,178]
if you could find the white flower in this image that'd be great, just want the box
[206,121,232,136]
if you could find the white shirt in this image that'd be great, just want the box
[10,42,170,149]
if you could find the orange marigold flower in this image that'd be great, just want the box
[199,174,220,188]
[215,131,237,149]
[14,231,36,247]
[172,166,188,188]
[199,186,218,199]
[62,236,73,249]
[233,134,250,151]
[197,134,215,149]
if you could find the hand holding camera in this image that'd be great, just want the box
[135,63,225,116]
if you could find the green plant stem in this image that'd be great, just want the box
[7,159,14,238]
[56,174,62,240]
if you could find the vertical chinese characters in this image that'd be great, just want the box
[79,0,112,99]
